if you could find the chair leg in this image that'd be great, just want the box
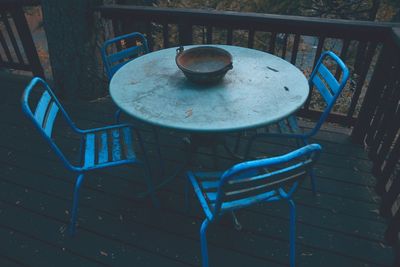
[152,126,165,177]
[244,135,256,160]
[69,173,85,236]
[288,199,296,267]
[310,169,317,195]
[184,177,191,212]
[200,219,211,267]
[115,109,122,123]
[212,145,218,169]
[233,132,242,153]
[302,138,317,195]
[136,130,159,208]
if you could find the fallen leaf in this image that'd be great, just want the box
[100,251,108,257]
[185,109,193,118]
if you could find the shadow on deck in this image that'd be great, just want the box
[0,72,393,267]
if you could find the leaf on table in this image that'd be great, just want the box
[185,108,193,118]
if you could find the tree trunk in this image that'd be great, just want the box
[41,0,105,100]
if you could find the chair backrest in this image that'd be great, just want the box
[101,32,149,79]
[308,51,350,136]
[21,77,77,170]
[212,144,321,217]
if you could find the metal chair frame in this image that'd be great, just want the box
[22,77,158,235]
[187,144,322,267]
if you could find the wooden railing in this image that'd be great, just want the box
[97,4,400,260]
[352,27,400,258]
[2,2,399,262]
[97,5,399,126]
[0,0,43,77]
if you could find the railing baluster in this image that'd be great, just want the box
[227,28,233,45]
[1,11,24,64]
[290,34,300,64]
[145,21,154,51]
[346,42,378,122]
[280,33,288,59]
[351,45,391,142]
[384,186,400,246]
[365,55,398,149]
[364,83,392,148]
[372,108,400,176]
[269,32,276,54]
[313,36,326,69]
[248,29,254,48]
[304,36,326,111]
[206,25,212,44]
[162,23,169,48]
[111,18,122,37]
[178,23,192,45]
[0,29,14,62]
[335,39,350,79]
[378,137,400,194]
[380,170,400,217]
[368,77,399,164]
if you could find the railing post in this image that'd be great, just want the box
[178,23,192,46]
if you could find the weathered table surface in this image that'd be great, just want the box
[110,45,309,132]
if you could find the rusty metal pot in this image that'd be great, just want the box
[175,46,233,84]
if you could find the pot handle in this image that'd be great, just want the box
[176,46,184,55]
[224,62,233,72]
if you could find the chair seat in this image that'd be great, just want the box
[189,170,279,217]
[83,126,137,168]
[265,115,302,135]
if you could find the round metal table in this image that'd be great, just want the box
[110,45,309,133]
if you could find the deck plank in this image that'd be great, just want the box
[0,73,393,267]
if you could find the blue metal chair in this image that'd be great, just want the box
[21,77,158,235]
[187,144,321,267]
[244,51,349,193]
[101,32,149,82]
[101,32,165,175]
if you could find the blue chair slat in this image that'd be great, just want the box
[101,32,148,80]
[318,64,340,93]
[222,161,311,204]
[201,180,220,191]
[43,102,59,137]
[84,133,95,168]
[111,129,122,161]
[34,90,51,127]
[21,77,158,235]
[312,74,333,103]
[107,45,143,64]
[98,132,109,164]
[222,191,278,211]
[122,127,136,160]
[187,144,322,267]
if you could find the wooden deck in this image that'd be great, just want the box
[0,72,393,267]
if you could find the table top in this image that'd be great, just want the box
[110,45,309,133]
